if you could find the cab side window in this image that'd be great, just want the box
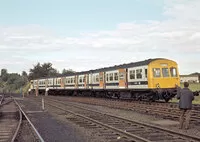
[170,67,177,77]
[153,68,161,77]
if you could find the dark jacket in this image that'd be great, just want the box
[177,87,194,109]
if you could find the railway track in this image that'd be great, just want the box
[41,97,200,142]
[0,94,5,105]
[47,96,200,124]
[0,97,44,142]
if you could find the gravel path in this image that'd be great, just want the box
[15,97,89,142]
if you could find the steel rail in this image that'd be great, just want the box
[47,98,200,142]
[0,94,4,105]
[46,101,151,142]
[14,99,45,142]
[11,104,22,142]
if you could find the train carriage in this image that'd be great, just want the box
[30,58,180,102]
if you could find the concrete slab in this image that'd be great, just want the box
[151,119,179,126]
[26,110,44,114]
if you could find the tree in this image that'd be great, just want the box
[22,71,28,84]
[62,69,75,75]
[22,71,28,77]
[1,69,8,82]
[28,62,59,80]
[0,69,30,92]
[6,73,25,91]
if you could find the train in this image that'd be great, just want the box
[30,58,180,102]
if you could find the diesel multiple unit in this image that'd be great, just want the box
[30,58,180,102]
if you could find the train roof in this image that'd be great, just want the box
[34,58,170,80]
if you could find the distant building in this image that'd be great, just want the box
[180,74,200,83]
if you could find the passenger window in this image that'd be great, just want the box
[110,73,113,81]
[79,77,82,83]
[136,69,142,79]
[145,69,147,78]
[114,73,118,81]
[170,67,177,77]
[153,68,161,77]
[96,75,99,82]
[130,70,135,79]
[162,68,169,77]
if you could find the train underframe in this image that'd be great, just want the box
[31,88,177,102]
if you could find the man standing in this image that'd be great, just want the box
[177,82,194,129]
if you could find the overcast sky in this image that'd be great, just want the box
[0,0,200,75]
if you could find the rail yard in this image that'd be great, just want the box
[1,91,200,142]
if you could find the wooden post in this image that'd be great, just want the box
[36,88,39,97]
[42,97,45,110]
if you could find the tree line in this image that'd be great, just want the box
[0,62,75,92]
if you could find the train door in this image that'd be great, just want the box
[87,74,89,89]
[75,75,78,89]
[61,77,65,88]
[84,74,88,89]
[99,72,104,89]
[118,68,127,88]
[104,72,106,89]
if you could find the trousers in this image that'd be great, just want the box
[179,109,191,129]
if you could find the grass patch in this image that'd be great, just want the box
[170,83,200,104]
[15,82,31,95]
[180,83,200,92]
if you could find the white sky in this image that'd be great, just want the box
[0,0,200,75]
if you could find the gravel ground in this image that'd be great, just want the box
[45,102,110,142]
[15,121,38,142]
[17,95,200,141]
[45,95,200,138]
[15,97,89,142]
